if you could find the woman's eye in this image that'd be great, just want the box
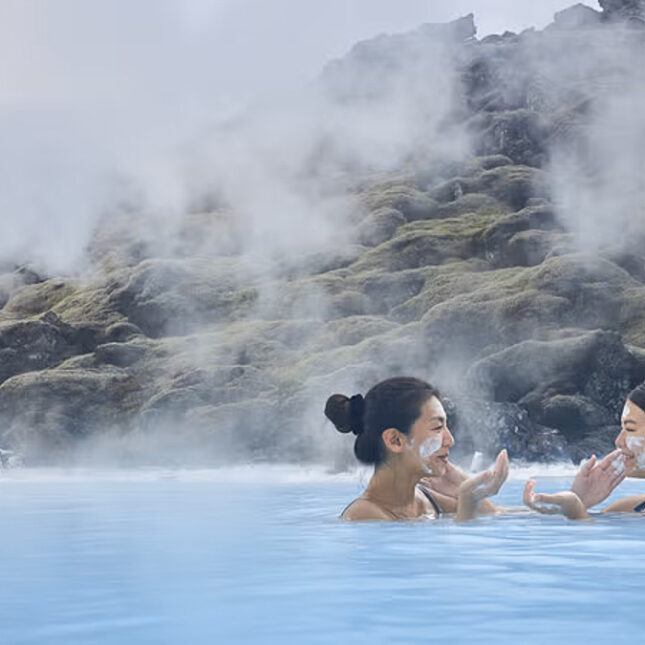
[432,426,443,432]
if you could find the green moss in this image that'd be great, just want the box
[4,279,78,317]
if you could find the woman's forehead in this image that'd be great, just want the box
[422,396,445,418]
[625,401,645,419]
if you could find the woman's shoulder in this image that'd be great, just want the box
[340,498,393,522]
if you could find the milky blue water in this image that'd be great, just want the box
[1,468,644,645]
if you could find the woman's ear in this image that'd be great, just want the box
[382,428,405,454]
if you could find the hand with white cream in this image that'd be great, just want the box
[456,449,509,521]
[570,450,628,509]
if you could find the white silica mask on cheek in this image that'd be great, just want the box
[418,435,442,460]
[626,436,643,451]
[626,436,645,469]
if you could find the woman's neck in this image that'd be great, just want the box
[364,461,421,517]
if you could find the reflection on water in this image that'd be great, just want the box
[1,470,644,644]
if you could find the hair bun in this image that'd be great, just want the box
[348,394,365,436]
[324,393,365,436]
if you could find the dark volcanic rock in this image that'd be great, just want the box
[471,110,549,167]
[356,208,406,246]
[454,401,568,461]
[550,4,603,29]
[0,313,107,386]
[599,0,645,24]
[112,259,258,337]
[467,330,637,407]
[0,367,142,460]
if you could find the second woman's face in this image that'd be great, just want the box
[615,399,645,475]
[408,396,454,477]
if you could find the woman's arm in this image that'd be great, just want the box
[603,494,645,513]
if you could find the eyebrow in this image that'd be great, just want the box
[624,419,637,425]
[429,416,445,423]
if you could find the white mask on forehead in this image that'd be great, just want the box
[623,404,631,419]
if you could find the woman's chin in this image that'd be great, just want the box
[423,460,445,477]
[628,466,645,479]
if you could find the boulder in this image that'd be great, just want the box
[599,0,645,24]
[0,313,103,386]
[550,4,603,29]
[453,400,568,461]
[471,110,550,168]
[94,342,148,368]
[0,367,141,460]
[467,330,637,408]
[112,259,259,337]
[356,207,406,246]
[360,186,439,221]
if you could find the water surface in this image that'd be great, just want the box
[1,467,644,644]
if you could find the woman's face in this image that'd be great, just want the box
[408,396,454,477]
[615,399,645,475]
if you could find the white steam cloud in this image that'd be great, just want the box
[0,0,575,275]
[549,32,645,252]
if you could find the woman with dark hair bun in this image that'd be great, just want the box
[325,376,509,521]
[524,382,645,519]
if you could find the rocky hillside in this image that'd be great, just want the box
[2,1,645,466]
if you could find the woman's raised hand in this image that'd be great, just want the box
[421,460,468,498]
[570,449,628,509]
[524,480,589,520]
[456,449,509,520]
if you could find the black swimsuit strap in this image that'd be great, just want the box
[417,484,442,517]
[633,500,645,513]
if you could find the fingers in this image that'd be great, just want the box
[609,457,628,488]
[486,449,508,494]
[532,493,563,515]
[462,470,493,493]
[599,449,624,471]
[460,470,494,504]
[578,454,597,475]
[495,449,509,473]
[523,479,536,505]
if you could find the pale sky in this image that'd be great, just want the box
[0,0,594,111]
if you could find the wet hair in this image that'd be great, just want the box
[628,382,645,413]
[324,377,439,466]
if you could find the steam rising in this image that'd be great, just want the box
[2,1,645,468]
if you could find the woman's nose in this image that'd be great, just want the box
[443,427,455,448]
[616,430,626,449]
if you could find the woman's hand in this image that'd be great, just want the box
[420,460,468,498]
[570,450,628,509]
[524,480,589,520]
[456,449,509,521]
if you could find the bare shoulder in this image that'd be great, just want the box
[340,498,392,522]
[603,495,645,513]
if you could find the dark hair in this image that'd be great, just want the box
[628,382,645,413]
[324,377,439,466]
